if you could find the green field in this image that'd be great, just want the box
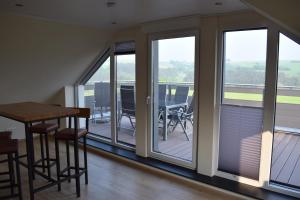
[85,90,300,105]
[225,92,300,105]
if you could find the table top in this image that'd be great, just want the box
[0,102,79,123]
[159,102,188,109]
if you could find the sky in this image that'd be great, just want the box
[158,36,195,62]
[104,30,300,64]
[148,30,300,63]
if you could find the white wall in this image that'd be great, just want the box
[0,14,113,138]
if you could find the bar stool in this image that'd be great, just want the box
[30,120,59,179]
[54,108,90,197]
[0,132,22,200]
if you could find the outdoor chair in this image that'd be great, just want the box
[158,84,167,122]
[167,96,194,141]
[94,82,110,122]
[173,86,189,104]
[118,85,136,135]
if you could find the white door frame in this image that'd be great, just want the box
[147,29,200,169]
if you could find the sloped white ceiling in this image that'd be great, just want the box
[243,0,300,38]
[0,0,248,29]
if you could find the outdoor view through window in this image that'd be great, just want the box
[152,36,196,163]
[223,29,267,107]
[271,33,300,188]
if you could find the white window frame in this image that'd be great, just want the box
[75,44,137,152]
[215,26,300,198]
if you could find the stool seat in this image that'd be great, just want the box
[55,128,87,140]
[0,139,18,155]
[0,131,12,140]
[30,123,59,133]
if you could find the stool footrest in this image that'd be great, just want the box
[33,158,56,168]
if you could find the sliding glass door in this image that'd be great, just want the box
[149,33,198,168]
[218,29,268,180]
[270,33,300,189]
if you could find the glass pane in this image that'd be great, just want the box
[223,29,268,107]
[271,33,300,188]
[152,36,195,162]
[116,54,136,146]
[84,58,111,139]
[218,29,267,179]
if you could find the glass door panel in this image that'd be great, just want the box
[218,29,267,180]
[84,58,111,139]
[116,54,136,146]
[151,35,196,165]
[271,33,300,189]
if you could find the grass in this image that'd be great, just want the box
[85,90,300,105]
[225,92,300,105]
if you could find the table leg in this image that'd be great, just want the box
[163,108,168,141]
[25,123,35,200]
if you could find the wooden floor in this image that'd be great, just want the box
[0,139,242,200]
[271,131,300,187]
[90,117,193,161]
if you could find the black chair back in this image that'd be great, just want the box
[159,84,167,107]
[120,85,135,116]
[95,82,110,108]
[174,86,189,104]
[187,96,194,115]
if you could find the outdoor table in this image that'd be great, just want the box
[159,102,188,140]
[0,102,79,200]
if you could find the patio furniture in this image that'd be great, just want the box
[0,132,22,200]
[167,96,194,141]
[85,95,96,122]
[158,84,167,122]
[55,108,90,198]
[94,82,110,122]
[159,102,188,141]
[118,85,136,134]
[173,86,189,104]
[0,102,79,200]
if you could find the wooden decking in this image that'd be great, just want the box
[89,117,193,161]
[271,131,300,187]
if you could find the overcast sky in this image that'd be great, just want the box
[157,30,300,62]
[119,30,300,63]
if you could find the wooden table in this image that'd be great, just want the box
[0,102,79,200]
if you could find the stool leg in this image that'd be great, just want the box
[40,134,46,173]
[66,141,71,183]
[74,139,80,197]
[55,138,61,191]
[15,152,23,200]
[31,135,35,180]
[45,134,51,179]
[8,153,15,196]
[83,136,88,184]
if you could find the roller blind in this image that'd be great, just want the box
[115,41,135,55]
[218,104,263,180]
